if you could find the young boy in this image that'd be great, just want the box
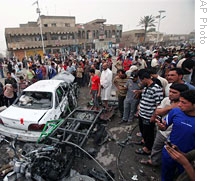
[89,68,101,110]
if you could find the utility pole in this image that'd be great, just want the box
[33,0,45,55]
[156,10,166,44]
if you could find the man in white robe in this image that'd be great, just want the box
[100,63,113,110]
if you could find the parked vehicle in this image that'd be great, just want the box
[0,79,72,142]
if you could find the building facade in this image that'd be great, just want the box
[5,16,122,60]
[121,29,195,48]
[120,29,145,48]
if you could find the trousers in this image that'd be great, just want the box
[122,98,138,122]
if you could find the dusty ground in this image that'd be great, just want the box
[0,85,161,181]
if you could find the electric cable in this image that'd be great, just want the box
[116,124,139,181]
[66,141,116,181]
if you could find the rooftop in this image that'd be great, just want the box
[24,79,64,92]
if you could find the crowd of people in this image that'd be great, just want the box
[0,44,195,180]
[0,50,113,107]
[112,45,195,181]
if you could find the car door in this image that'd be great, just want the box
[54,86,69,119]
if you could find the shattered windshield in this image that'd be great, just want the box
[14,91,53,109]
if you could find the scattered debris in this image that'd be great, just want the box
[131,174,138,180]
[139,169,146,176]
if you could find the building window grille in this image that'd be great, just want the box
[61,35,67,40]
[51,35,58,40]
[65,23,70,27]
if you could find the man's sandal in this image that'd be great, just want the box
[139,159,153,166]
[135,148,151,155]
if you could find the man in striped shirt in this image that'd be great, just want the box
[135,70,163,155]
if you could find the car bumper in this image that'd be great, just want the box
[0,125,41,142]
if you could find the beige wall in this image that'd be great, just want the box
[40,18,75,28]
[5,16,122,56]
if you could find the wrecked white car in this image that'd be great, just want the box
[0,79,71,142]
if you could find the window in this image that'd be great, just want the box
[51,23,56,27]
[43,35,47,41]
[65,23,70,27]
[13,36,21,42]
[55,87,64,108]
[51,35,58,40]
[61,35,67,40]
[35,35,41,41]
[68,33,74,39]
[16,91,52,109]
[53,49,60,54]
[44,24,48,27]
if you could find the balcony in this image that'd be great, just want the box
[7,39,82,50]
[7,36,120,50]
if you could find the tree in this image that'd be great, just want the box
[138,15,156,43]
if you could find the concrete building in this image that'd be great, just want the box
[163,31,195,45]
[120,29,145,48]
[121,29,195,48]
[121,29,165,48]
[5,15,122,60]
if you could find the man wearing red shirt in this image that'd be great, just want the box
[123,56,132,71]
[89,68,101,110]
[41,63,47,79]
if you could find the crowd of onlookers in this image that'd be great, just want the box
[0,49,113,107]
[0,43,195,180]
[112,44,195,181]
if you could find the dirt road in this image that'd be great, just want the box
[75,86,161,181]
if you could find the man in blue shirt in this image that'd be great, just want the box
[48,62,57,79]
[36,65,43,80]
[156,90,195,181]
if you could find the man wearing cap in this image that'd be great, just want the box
[119,71,142,124]
[125,65,138,77]
[151,54,160,73]
[171,55,179,68]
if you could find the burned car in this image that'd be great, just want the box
[0,79,72,142]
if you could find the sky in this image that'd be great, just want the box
[0,0,195,55]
